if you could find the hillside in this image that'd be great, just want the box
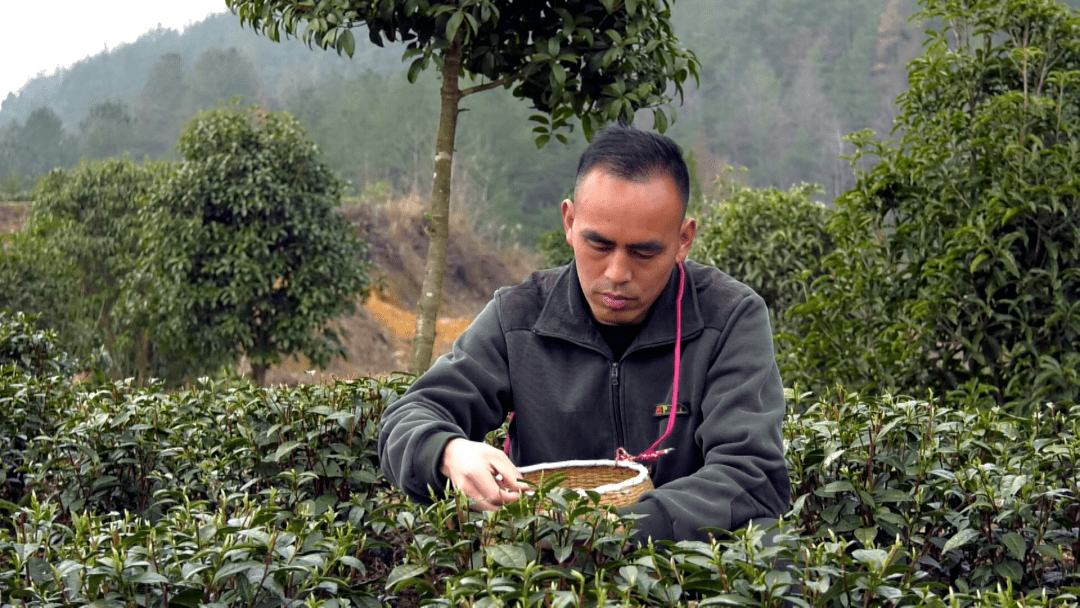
[0,198,542,384]
[2,0,933,245]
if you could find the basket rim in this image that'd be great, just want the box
[517,459,650,496]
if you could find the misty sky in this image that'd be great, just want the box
[1,0,228,101]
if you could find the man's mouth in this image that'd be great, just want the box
[600,293,633,310]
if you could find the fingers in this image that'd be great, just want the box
[490,460,529,493]
[459,469,519,511]
[441,438,527,511]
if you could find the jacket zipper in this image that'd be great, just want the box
[610,362,625,450]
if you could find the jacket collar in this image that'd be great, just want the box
[533,260,704,354]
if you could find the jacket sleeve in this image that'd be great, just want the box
[621,292,791,543]
[377,297,513,503]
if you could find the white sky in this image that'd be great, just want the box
[1,0,230,101]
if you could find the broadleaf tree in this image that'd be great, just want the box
[1,157,172,377]
[226,0,700,372]
[128,104,372,386]
[786,0,1080,413]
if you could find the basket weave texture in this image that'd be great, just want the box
[518,459,653,508]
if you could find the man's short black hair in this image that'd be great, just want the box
[575,122,691,214]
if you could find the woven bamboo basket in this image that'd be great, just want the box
[517,459,653,508]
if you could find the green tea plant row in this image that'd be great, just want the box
[1,369,1078,607]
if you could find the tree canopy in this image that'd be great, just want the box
[132,104,372,385]
[786,0,1080,413]
[227,0,700,372]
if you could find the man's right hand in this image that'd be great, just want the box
[440,437,529,511]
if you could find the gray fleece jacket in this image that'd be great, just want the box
[377,260,790,543]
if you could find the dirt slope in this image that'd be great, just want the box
[1,198,544,384]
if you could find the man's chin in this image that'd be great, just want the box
[591,305,644,326]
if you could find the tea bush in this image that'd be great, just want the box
[692,178,833,344]
[0,310,74,377]
[785,0,1080,413]
[2,367,1078,607]
[537,228,574,269]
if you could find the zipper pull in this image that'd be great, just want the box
[610,363,619,386]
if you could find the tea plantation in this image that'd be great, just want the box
[1,308,1078,606]
[4,0,1080,604]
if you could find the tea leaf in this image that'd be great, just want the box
[1001,532,1026,560]
[386,563,428,590]
[489,544,528,569]
[942,528,981,554]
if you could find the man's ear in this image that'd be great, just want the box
[676,217,697,263]
[561,199,575,247]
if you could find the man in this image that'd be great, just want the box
[378,124,789,543]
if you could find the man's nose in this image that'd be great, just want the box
[605,249,631,284]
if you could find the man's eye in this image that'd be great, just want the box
[632,250,657,259]
[590,242,612,252]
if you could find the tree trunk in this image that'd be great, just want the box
[251,361,268,387]
[409,37,464,374]
[134,329,149,386]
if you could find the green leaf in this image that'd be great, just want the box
[1033,544,1063,560]
[852,548,889,569]
[488,544,527,569]
[386,564,428,590]
[446,10,465,42]
[854,526,878,547]
[339,29,355,57]
[873,489,912,503]
[942,528,981,554]
[132,571,171,585]
[407,57,425,83]
[213,560,260,583]
[817,480,855,495]
[1001,532,1026,560]
[273,440,302,461]
[994,560,1023,582]
[652,108,668,134]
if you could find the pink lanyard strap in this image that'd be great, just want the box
[504,261,686,461]
[617,260,684,463]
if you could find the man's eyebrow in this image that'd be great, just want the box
[581,230,615,246]
[580,229,664,252]
[629,240,665,253]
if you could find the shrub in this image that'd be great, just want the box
[2,368,1078,606]
[0,310,73,377]
[537,228,574,269]
[0,158,170,372]
[692,177,833,340]
[786,0,1080,413]
[129,103,373,386]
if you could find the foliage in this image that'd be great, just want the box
[0,310,73,377]
[0,157,171,373]
[228,0,701,373]
[2,2,913,244]
[0,232,95,360]
[227,0,699,141]
[2,368,1079,606]
[666,0,894,202]
[78,100,137,160]
[537,228,574,269]
[692,176,834,339]
[129,104,372,385]
[786,0,1080,414]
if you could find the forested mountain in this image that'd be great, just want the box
[2,0,1078,244]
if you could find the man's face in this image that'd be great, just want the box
[561,168,696,326]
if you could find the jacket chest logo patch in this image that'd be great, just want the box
[653,403,690,417]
